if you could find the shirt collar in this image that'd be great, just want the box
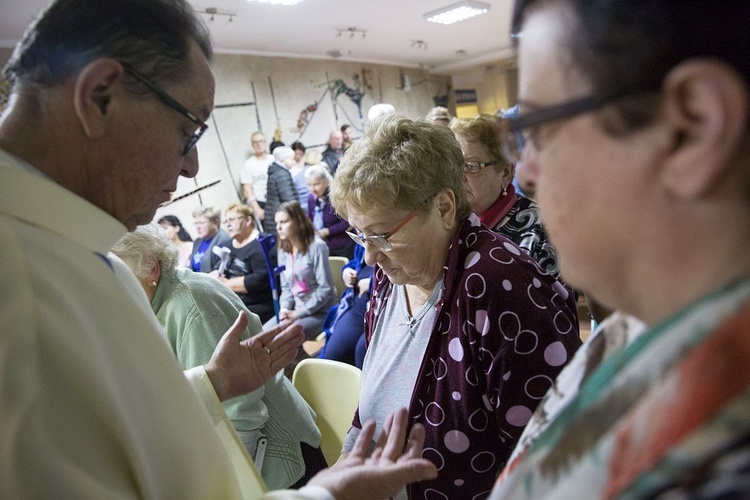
[478,184,517,229]
[0,147,127,255]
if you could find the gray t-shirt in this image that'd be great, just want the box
[343,278,443,498]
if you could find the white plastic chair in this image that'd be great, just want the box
[328,255,349,297]
[292,358,361,466]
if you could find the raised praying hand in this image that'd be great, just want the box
[204,312,303,402]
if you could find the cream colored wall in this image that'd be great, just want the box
[155,53,449,237]
[451,62,517,116]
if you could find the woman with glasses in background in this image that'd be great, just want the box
[451,115,560,277]
[210,203,275,323]
[189,205,231,273]
[263,201,337,340]
[331,115,581,499]
[306,163,355,260]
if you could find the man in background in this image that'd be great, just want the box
[241,131,273,221]
[321,129,344,175]
[340,124,354,151]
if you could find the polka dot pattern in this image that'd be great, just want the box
[359,216,581,499]
[444,430,470,453]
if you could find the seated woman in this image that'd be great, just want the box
[451,114,560,277]
[306,164,355,260]
[209,203,275,323]
[157,214,193,268]
[189,205,231,273]
[111,223,326,490]
[264,201,337,340]
[319,243,373,368]
[331,115,581,499]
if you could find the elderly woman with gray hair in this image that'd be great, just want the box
[306,163,355,260]
[112,224,326,490]
[331,115,581,499]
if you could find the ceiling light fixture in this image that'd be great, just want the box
[334,27,367,39]
[247,0,305,5]
[423,1,490,25]
[198,7,236,22]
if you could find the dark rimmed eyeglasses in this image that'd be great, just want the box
[346,196,434,253]
[498,83,643,164]
[122,65,208,156]
[464,160,499,174]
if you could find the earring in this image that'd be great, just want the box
[502,187,508,196]
[151,281,158,287]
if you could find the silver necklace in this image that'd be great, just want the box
[401,284,442,334]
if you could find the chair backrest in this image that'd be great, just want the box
[292,358,361,466]
[328,256,349,296]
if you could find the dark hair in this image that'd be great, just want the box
[276,201,315,254]
[290,141,306,153]
[157,215,193,242]
[512,0,750,132]
[269,140,285,153]
[4,0,212,93]
[340,124,351,133]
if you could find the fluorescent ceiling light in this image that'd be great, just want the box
[423,1,490,25]
[247,0,305,5]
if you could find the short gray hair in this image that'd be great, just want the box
[304,163,333,185]
[112,222,178,279]
[192,205,221,225]
[331,114,471,221]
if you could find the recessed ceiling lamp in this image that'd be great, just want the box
[423,1,490,25]
[247,0,305,5]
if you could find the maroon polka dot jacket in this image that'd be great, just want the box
[355,214,581,499]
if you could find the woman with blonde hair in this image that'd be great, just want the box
[331,114,580,499]
[210,203,275,323]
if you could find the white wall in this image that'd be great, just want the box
[451,62,517,115]
[2,47,516,240]
[154,53,450,237]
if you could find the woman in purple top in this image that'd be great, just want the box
[330,115,581,499]
[306,163,355,261]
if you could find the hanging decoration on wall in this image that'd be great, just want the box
[295,73,366,140]
[329,77,364,113]
[326,74,365,132]
[268,76,284,143]
[209,84,263,203]
[296,103,319,134]
[360,68,375,96]
[396,70,412,92]
[432,81,451,108]
[159,179,221,207]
